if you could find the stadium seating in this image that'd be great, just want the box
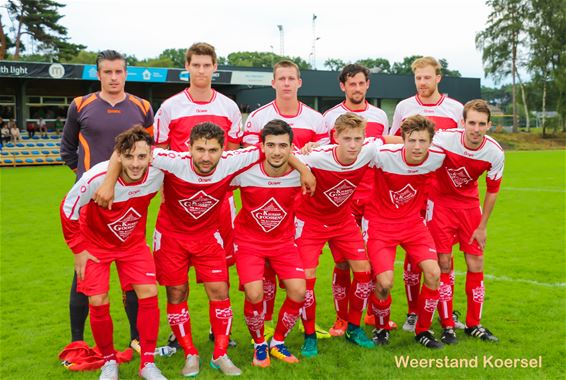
[0,132,65,167]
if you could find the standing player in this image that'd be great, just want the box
[242,59,330,339]
[426,99,503,344]
[60,49,154,352]
[322,64,390,335]
[295,113,383,357]
[60,127,165,380]
[153,42,242,347]
[232,120,306,367]
[364,115,445,349]
[389,56,464,332]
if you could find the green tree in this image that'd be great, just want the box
[355,58,391,73]
[476,0,529,132]
[390,55,422,75]
[159,48,186,67]
[527,0,566,134]
[62,50,97,64]
[324,58,346,71]
[438,58,462,77]
[2,0,85,61]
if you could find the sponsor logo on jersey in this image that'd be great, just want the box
[323,179,357,207]
[389,184,417,207]
[196,109,208,113]
[251,197,288,233]
[107,207,142,242]
[446,166,473,187]
[178,190,220,219]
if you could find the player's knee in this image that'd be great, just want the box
[438,254,452,273]
[348,259,370,273]
[245,288,264,304]
[166,285,188,304]
[205,282,229,301]
[335,261,349,270]
[305,268,317,279]
[134,284,158,300]
[286,283,306,303]
[465,254,483,272]
[423,267,441,289]
[89,293,109,306]
[375,274,393,295]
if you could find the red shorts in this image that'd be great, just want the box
[234,240,305,287]
[426,200,483,255]
[218,193,236,266]
[153,229,228,286]
[77,243,156,296]
[295,215,367,269]
[363,218,437,275]
[350,198,368,227]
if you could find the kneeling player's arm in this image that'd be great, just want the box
[288,154,316,196]
[93,151,121,210]
[382,135,402,144]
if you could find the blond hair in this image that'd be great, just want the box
[334,112,367,136]
[411,56,441,75]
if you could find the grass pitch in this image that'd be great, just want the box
[1,150,565,379]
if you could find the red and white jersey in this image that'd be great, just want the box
[324,100,389,202]
[60,161,163,253]
[295,138,384,223]
[154,89,242,150]
[324,101,389,143]
[152,147,261,238]
[231,163,301,245]
[429,129,504,208]
[390,95,463,136]
[365,144,446,222]
[243,101,329,148]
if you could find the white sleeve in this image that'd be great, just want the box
[61,170,100,220]
[227,104,243,144]
[151,148,190,173]
[313,115,330,145]
[389,105,402,136]
[242,114,261,146]
[154,103,172,145]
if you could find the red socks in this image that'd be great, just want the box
[348,271,372,325]
[403,256,422,314]
[167,302,198,356]
[263,266,277,322]
[137,296,159,368]
[415,284,440,335]
[369,293,392,330]
[244,299,265,345]
[466,271,484,327]
[332,266,351,321]
[89,304,116,361]
[301,278,317,335]
[209,299,233,359]
[274,297,304,342]
[438,272,455,328]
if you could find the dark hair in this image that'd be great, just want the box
[114,125,153,154]
[190,122,225,147]
[339,64,369,83]
[96,50,126,71]
[186,42,217,65]
[464,99,491,122]
[261,119,293,144]
[400,115,435,140]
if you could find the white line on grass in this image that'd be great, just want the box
[393,261,565,288]
[502,186,566,193]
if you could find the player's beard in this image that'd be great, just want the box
[418,86,436,99]
[347,93,365,105]
[194,160,219,175]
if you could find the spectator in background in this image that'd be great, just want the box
[1,124,11,144]
[10,122,21,142]
[54,116,64,136]
[38,117,48,137]
[26,121,36,138]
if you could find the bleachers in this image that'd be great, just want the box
[0,132,64,167]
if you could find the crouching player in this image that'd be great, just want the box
[364,115,446,348]
[231,120,307,367]
[427,99,504,344]
[296,113,391,356]
[60,126,166,380]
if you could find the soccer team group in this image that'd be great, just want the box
[58,42,504,380]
